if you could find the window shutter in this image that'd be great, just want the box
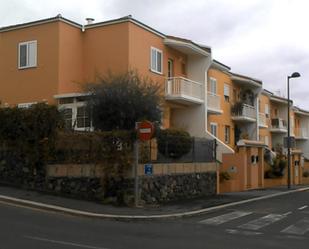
[210,78,217,94]
[28,41,37,67]
[265,104,269,115]
[224,84,230,96]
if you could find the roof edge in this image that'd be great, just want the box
[0,15,82,33]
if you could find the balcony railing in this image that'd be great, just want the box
[207,92,222,114]
[231,103,256,121]
[165,77,203,104]
[270,118,287,133]
[258,113,267,127]
[295,127,309,139]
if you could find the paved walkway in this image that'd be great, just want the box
[1,184,309,218]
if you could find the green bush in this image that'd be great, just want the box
[303,171,309,178]
[157,128,193,159]
[0,103,62,176]
[219,171,231,182]
[264,157,287,179]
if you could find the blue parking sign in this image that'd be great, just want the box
[144,164,153,175]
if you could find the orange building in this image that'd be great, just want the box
[1,15,308,192]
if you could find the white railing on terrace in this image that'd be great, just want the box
[165,77,203,102]
[207,92,221,111]
[295,127,309,138]
[258,113,267,127]
[271,118,287,130]
[232,103,256,120]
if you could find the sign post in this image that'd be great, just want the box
[134,121,154,207]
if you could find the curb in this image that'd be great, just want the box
[0,187,309,220]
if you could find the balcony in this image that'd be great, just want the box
[207,92,223,114]
[258,113,268,128]
[295,128,309,140]
[270,118,287,133]
[165,77,204,105]
[231,103,257,122]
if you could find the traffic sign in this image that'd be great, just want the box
[144,164,153,175]
[137,121,154,141]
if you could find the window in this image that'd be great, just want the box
[63,108,73,129]
[224,125,230,144]
[265,104,269,118]
[209,78,217,94]
[17,102,37,108]
[233,88,237,103]
[150,47,163,74]
[210,123,217,137]
[18,40,37,69]
[181,62,186,75]
[76,106,90,128]
[265,136,269,146]
[224,84,230,102]
[167,59,174,78]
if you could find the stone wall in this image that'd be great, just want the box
[0,162,217,205]
[138,172,217,204]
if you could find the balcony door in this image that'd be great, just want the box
[168,59,174,78]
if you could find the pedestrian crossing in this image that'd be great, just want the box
[198,210,309,237]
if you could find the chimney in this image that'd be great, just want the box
[86,18,95,25]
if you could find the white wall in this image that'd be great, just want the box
[171,53,211,137]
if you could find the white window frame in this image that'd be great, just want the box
[209,77,217,94]
[58,97,93,131]
[150,47,163,74]
[210,122,218,137]
[17,102,37,109]
[18,40,37,69]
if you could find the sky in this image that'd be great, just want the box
[1,0,308,108]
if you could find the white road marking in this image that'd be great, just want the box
[225,229,263,236]
[281,218,309,235]
[283,211,292,216]
[298,205,308,210]
[23,235,110,249]
[199,211,252,225]
[238,214,287,230]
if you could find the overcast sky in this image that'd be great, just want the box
[1,0,308,108]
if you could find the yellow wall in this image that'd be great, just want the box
[259,93,272,149]
[0,22,60,105]
[207,68,235,148]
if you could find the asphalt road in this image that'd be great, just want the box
[1,191,309,249]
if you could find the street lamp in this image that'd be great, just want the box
[287,72,301,189]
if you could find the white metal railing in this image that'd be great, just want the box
[207,92,221,111]
[295,127,309,138]
[242,104,256,119]
[231,103,256,120]
[258,113,267,127]
[271,118,287,130]
[165,77,203,102]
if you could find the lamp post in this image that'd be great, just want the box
[287,72,301,189]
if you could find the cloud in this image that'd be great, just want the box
[1,0,309,108]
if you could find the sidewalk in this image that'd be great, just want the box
[0,184,309,219]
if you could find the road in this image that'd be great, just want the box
[1,191,309,249]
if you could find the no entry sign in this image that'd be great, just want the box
[137,121,154,141]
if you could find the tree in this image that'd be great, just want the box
[86,71,162,131]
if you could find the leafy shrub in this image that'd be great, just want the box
[303,171,309,178]
[157,129,193,159]
[0,103,62,177]
[264,157,287,178]
[219,171,231,182]
[85,70,161,131]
